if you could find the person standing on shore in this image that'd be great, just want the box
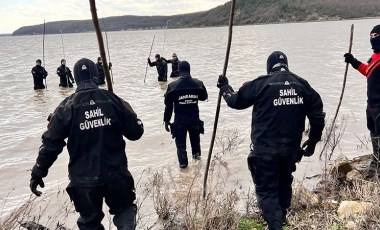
[217,51,325,230]
[31,59,48,90]
[344,24,380,175]
[29,58,144,230]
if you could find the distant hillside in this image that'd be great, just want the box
[13,0,380,35]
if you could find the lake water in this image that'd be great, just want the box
[0,18,378,227]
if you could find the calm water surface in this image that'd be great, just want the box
[0,18,378,226]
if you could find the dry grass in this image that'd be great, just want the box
[0,187,75,230]
[2,127,380,230]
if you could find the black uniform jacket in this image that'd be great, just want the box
[96,62,106,85]
[148,58,168,79]
[36,83,144,186]
[163,58,180,76]
[56,65,74,86]
[164,74,208,125]
[221,70,325,155]
[31,65,48,86]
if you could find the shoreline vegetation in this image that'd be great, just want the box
[1,127,380,229]
[12,0,380,36]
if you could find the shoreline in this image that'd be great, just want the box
[9,16,380,37]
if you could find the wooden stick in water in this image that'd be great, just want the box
[203,0,236,199]
[89,0,113,92]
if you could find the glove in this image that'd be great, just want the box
[164,122,171,132]
[147,57,150,62]
[344,53,361,69]
[217,75,229,89]
[301,140,317,157]
[30,164,48,196]
[109,62,112,69]
[30,178,44,197]
[344,53,355,64]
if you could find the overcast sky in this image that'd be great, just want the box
[1,0,227,34]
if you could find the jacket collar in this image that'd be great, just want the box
[180,73,192,78]
[75,80,99,92]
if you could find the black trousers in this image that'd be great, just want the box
[248,151,297,230]
[367,107,380,165]
[33,77,45,90]
[59,77,73,87]
[158,75,167,82]
[66,175,136,230]
[174,122,201,166]
[170,71,179,78]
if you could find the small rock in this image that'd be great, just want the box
[330,156,353,177]
[292,181,320,206]
[337,201,373,220]
[321,199,339,210]
[346,169,364,181]
[346,221,357,229]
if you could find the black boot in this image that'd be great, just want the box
[367,136,380,176]
[113,204,137,230]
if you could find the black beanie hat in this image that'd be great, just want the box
[73,58,99,84]
[155,54,160,59]
[266,51,288,74]
[370,25,380,53]
[371,25,380,34]
[61,59,66,64]
[178,61,190,75]
[36,59,42,64]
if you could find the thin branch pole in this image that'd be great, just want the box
[319,24,354,159]
[43,20,47,89]
[89,0,113,92]
[144,35,156,83]
[102,19,114,84]
[162,20,170,57]
[203,0,236,199]
[59,29,69,88]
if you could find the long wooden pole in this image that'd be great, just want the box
[203,0,236,199]
[59,29,69,88]
[43,19,47,89]
[89,0,113,92]
[144,35,156,83]
[319,24,354,159]
[162,20,170,57]
[102,19,114,84]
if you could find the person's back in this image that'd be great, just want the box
[218,51,325,230]
[164,75,207,125]
[163,61,208,168]
[56,87,141,185]
[220,52,324,154]
[242,70,322,154]
[30,58,143,229]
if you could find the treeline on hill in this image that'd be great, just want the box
[13,0,380,35]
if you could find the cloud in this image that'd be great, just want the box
[0,0,226,33]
